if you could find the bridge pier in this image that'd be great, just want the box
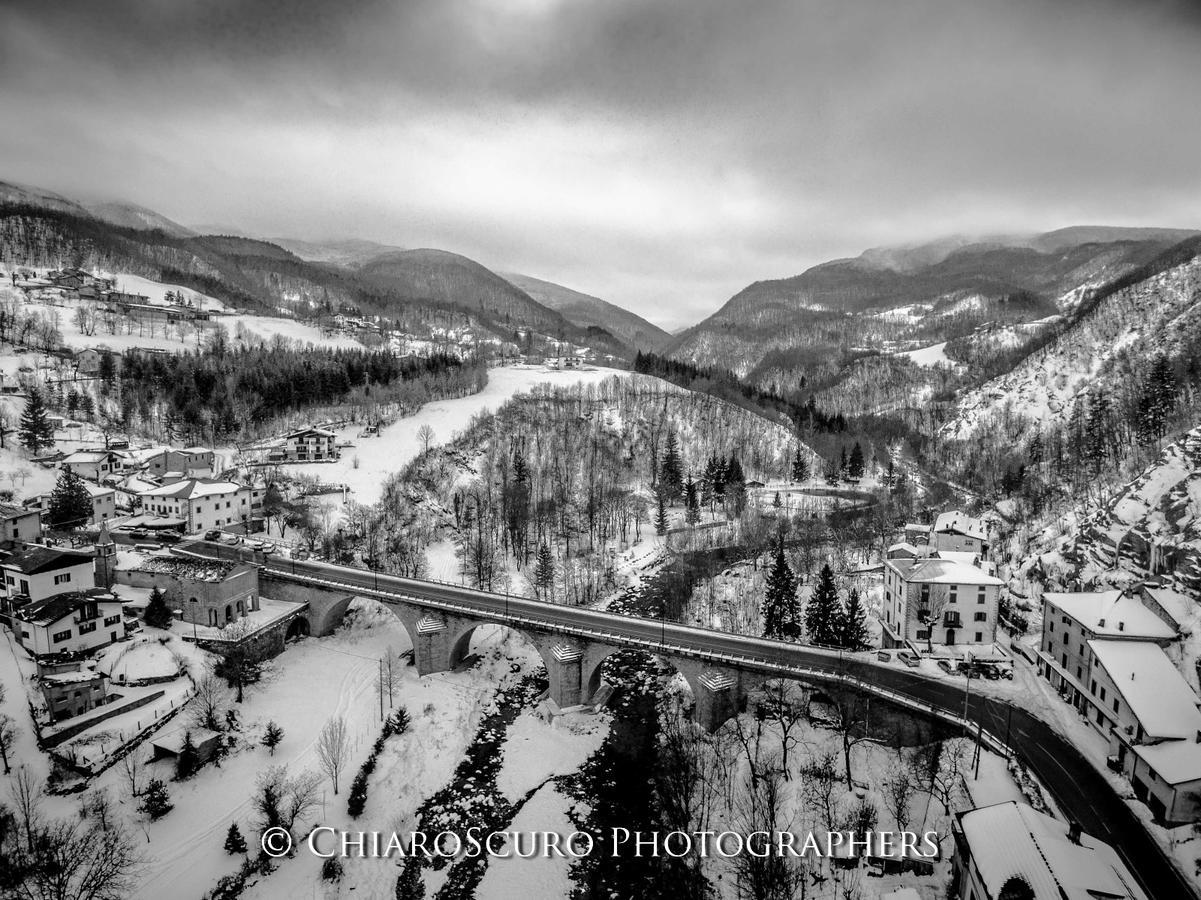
[543,642,586,708]
[676,661,762,732]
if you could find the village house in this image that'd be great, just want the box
[122,554,259,627]
[72,347,119,376]
[38,660,109,721]
[1,546,96,607]
[137,478,256,534]
[274,426,339,462]
[144,446,217,479]
[12,588,125,657]
[59,449,122,482]
[0,503,41,545]
[1139,585,1196,634]
[1038,590,1177,708]
[881,557,1004,648]
[24,482,117,526]
[903,522,932,545]
[930,511,990,555]
[950,801,1147,900]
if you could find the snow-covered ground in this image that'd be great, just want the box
[896,341,953,367]
[281,364,628,509]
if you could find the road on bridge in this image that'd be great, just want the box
[184,543,1195,900]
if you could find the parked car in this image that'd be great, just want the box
[127,529,151,541]
[204,529,223,541]
[876,650,892,663]
[157,531,182,544]
[897,650,920,668]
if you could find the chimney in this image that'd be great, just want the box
[1098,618,1106,628]
[1067,821,1082,845]
[1118,621,1125,632]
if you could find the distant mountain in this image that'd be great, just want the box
[500,272,671,352]
[353,249,629,356]
[271,237,406,268]
[668,229,1199,388]
[78,199,195,238]
[0,180,91,216]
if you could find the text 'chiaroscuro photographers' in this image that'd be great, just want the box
[261,827,941,861]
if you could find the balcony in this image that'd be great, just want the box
[942,613,962,628]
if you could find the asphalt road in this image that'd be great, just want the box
[184,543,1195,899]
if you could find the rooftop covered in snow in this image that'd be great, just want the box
[956,800,1148,900]
[1043,590,1177,640]
[1088,639,1201,741]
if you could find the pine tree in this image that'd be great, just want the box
[143,587,174,629]
[772,491,782,509]
[140,778,173,820]
[1138,354,1178,444]
[347,770,369,818]
[534,543,555,599]
[838,446,848,479]
[1027,431,1043,466]
[791,446,809,482]
[762,543,802,641]
[848,442,865,479]
[684,474,700,526]
[176,731,200,779]
[224,822,248,854]
[655,490,669,535]
[838,588,871,650]
[262,720,284,755]
[47,468,93,528]
[660,429,683,502]
[805,564,843,646]
[1083,391,1112,474]
[18,385,54,454]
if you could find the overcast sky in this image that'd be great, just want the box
[2,0,1199,329]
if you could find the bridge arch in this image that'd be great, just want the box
[584,647,698,711]
[447,620,554,673]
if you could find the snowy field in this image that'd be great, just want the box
[896,341,953,367]
[281,364,629,508]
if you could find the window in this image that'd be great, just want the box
[975,632,983,642]
[78,621,96,634]
[103,614,121,626]
[53,573,72,585]
[974,612,987,622]
[52,629,71,643]
[1112,698,1119,713]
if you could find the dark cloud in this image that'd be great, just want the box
[1,0,1199,328]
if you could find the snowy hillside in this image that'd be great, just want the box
[942,254,1201,439]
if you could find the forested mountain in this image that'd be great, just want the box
[0,180,636,359]
[271,237,407,267]
[501,272,672,352]
[78,199,195,238]
[668,230,1198,396]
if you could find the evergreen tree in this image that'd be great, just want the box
[762,543,802,641]
[805,564,843,646]
[684,474,700,526]
[347,770,369,818]
[176,731,200,779]
[791,446,809,482]
[660,429,683,501]
[1027,431,1043,466]
[143,587,174,629]
[1138,354,1178,443]
[65,389,80,417]
[655,490,668,535]
[97,352,117,390]
[1083,392,1112,474]
[848,442,865,479]
[79,392,95,418]
[46,468,93,528]
[140,778,173,820]
[18,385,54,454]
[838,588,871,650]
[224,822,248,854]
[772,490,782,508]
[534,543,555,599]
[838,446,848,479]
[262,720,284,755]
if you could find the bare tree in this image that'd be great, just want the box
[9,768,43,854]
[756,681,807,778]
[253,766,322,836]
[827,691,872,787]
[881,748,916,832]
[316,716,349,795]
[417,423,435,455]
[119,749,144,800]
[0,712,16,775]
[188,671,230,733]
[727,762,809,900]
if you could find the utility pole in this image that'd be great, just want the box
[379,658,384,722]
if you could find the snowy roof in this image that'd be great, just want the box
[1142,587,1196,629]
[957,801,1147,900]
[1131,740,1201,785]
[931,550,981,566]
[887,541,921,556]
[0,503,36,520]
[286,426,337,439]
[42,669,103,685]
[933,510,988,541]
[1,546,94,575]
[82,482,114,498]
[904,522,932,533]
[139,478,245,500]
[887,557,1003,586]
[61,449,118,464]
[1044,591,1176,640]
[133,555,241,582]
[17,589,120,626]
[1088,640,1201,740]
